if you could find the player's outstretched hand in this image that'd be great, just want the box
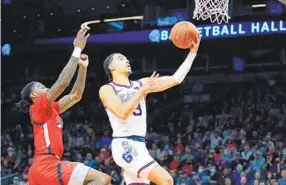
[73,28,90,50]
[81,23,91,31]
[190,33,201,54]
[78,54,89,68]
[141,71,159,94]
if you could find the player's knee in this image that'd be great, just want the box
[95,174,112,185]
[84,168,111,185]
[86,175,111,185]
[94,173,111,185]
[148,166,174,185]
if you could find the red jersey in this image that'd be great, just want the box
[30,93,64,158]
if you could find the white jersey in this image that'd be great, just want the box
[105,81,147,137]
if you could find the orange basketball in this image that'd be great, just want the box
[170,21,199,49]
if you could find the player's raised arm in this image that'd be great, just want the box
[140,34,200,93]
[46,28,90,102]
[99,72,159,120]
[58,54,88,114]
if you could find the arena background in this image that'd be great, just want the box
[1,0,286,184]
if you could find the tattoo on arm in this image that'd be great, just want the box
[71,65,87,97]
[59,65,87,113]
[47,56,79,102]
[58,94,78,114]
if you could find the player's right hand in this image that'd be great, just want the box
[190,32,201,54]
[73,28,90,50]
[78,54,89,68]
[141,71,159,94]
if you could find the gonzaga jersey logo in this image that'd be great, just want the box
[121,141,138,163]
[118,92,136,103]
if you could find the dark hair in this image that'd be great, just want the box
[16,81,37,113]
[103,53,120,81]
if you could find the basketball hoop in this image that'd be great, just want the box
[193,0,231,24]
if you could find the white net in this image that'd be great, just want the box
[193,0,231,24]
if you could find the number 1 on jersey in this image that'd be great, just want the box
[133,104,142,116]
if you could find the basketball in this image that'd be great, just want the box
[170,21,199,49]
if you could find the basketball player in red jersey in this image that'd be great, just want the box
[16,29,111,185]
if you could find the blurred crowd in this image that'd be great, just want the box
[1,75,286,185]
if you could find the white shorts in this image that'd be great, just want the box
[123,170,150,185]
[111,138,158,184]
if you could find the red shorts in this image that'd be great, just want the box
[28,155,89,185]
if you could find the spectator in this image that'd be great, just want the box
[249,171,263,185]
[241,176,247,185]
[1,159,12,176]
[278,169,286,185]
[86,153,96,168]
[210,165,220,183]
[225,177,233,185]
[270,157,282,175]
[169,169,177,183]
[248,152,266,172]
[110,170,122,184]
[232,153,244,170]
[169,155,180,170]
[225,145,237,164]
[10,176,20,185]
[264,153,274,171]
[176,171,193,185]
[99,130,112,148]
[218,167,232,185]
[22,158,33,177]
[265,171,273,185]
[232,164,243,185]
[253,180,259,185]
[149,143,161,160]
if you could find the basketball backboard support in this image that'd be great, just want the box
[278,0,286,5]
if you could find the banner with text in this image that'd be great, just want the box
[36,20,286,45]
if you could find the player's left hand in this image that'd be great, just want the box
[73,29,90,50]
[190,32,201,54]
[79,54,89,67]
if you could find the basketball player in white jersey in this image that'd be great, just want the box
[99,34,200,185]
